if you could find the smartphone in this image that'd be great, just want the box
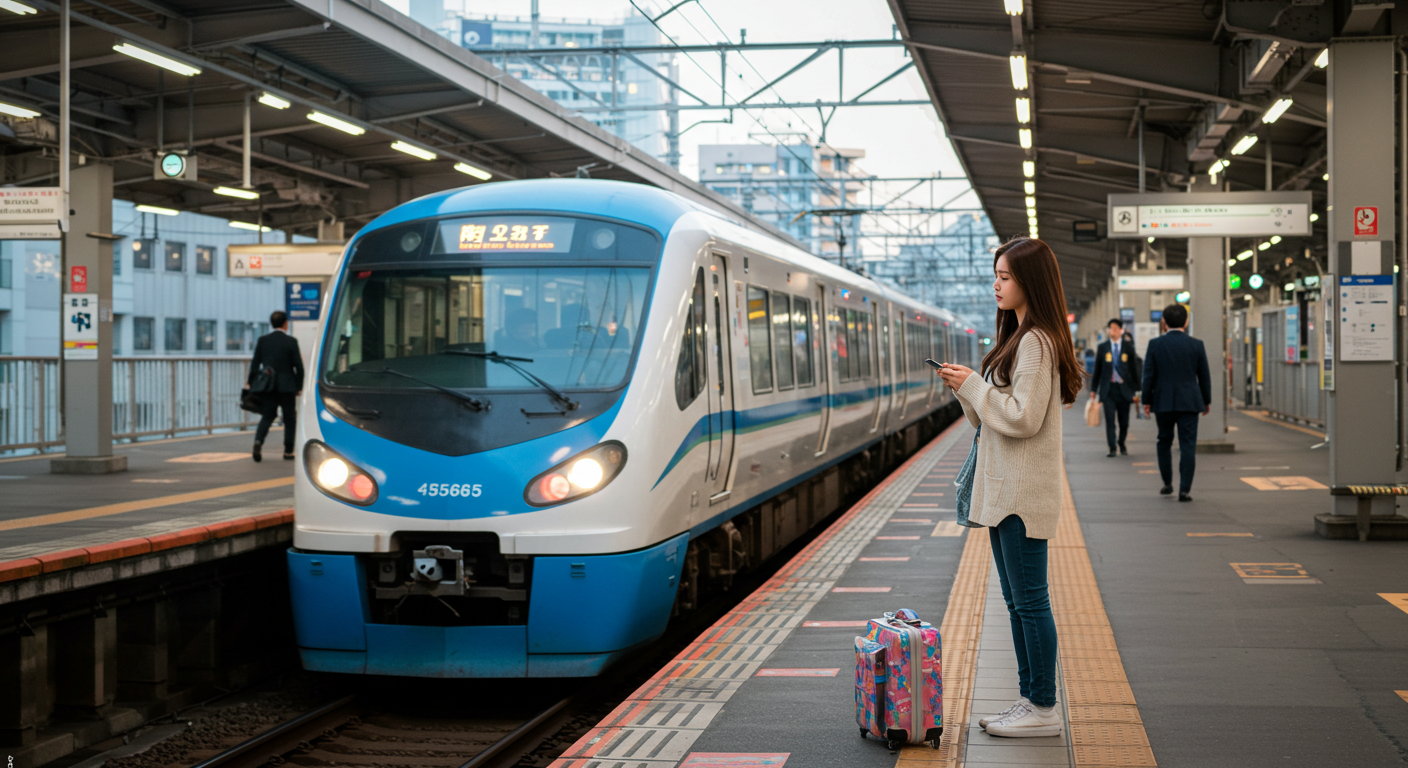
[924,358,943,371]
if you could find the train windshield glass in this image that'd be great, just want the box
[323,266,650,391]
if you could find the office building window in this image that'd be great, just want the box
[133,317,154,351]
[112,243,122,276]
[132,238,154,269]
[164,318,186,351]
[225,321,247,352]
[165,241,185,272]
[196,319,217,351]
[195,245,215,275]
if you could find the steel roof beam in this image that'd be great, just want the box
[473,39,907,56]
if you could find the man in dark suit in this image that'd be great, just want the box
[245,310,304,462]
[1089,318,1141,457]
[1141,304,1212,502]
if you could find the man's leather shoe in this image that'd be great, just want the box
[1106,451,1117,458]
[1119,445,1128,456]
[1160,485,1173,495]
[1178,492,1192,502]
[252,441,262,463]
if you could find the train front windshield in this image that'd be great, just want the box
[324,215,657,392]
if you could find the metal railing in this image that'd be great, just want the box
[0,356,258,454]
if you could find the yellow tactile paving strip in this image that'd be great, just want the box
[1052,468,1158,767]
[895,525,991,768]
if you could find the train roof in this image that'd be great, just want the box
[358,179,983,333]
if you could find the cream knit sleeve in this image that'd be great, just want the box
[955,332,1053,439]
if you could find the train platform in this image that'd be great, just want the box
[551,406,1408,768]
[0,429,293,561]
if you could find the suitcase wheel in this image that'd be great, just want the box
[928,739,939,749]
[886,739,901,751]
[859,728,866,739]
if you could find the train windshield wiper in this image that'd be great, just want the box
[441,350,580,412]
[370,367,489,412]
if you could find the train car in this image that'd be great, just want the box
[288,179,985,678]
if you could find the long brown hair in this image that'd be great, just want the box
[981,237,1085,404]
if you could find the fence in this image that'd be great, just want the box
[0,357,258,454]
[1229,305,1327,429]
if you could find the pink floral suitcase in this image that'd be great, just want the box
[856,609,942,749]
[854,636,887,738]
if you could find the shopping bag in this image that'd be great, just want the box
[1084,398,1101,427]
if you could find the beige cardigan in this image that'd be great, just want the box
[954,330,1064,539]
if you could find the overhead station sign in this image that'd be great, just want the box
[1108,191,1312,238]
[228,244,344,277]
[0,187,63,239]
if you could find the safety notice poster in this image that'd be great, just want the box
[1339,275,1394,362]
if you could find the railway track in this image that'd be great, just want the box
[188,694,571,768]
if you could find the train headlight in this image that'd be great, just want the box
[304,440,379,506]
[525,441,626,507]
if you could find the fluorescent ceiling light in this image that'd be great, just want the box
[454,162,493,181]
[213,186,260,200]
[1028,217,1038,227]
[307,111,366,135]
[1314,48,1328,68]
[1258,241,1271,251]
[1022,160,1035,178]
[1023,180,1035,194]
[1230,134,1258,155]
[1262,98,1293,124]
[1004,0,1023,14]
[1269,235,1282,244]
[258,92,290,110]
[1210,158,1228,173]
[0,100,40,118]
[1236,250,1253,261]
[113,42,201,77]
[1015,97,1030,124]
[229,221,272,232]
[1026,207,1037,217]
[1018,128,1032,149]
[1310,212,1319,222]
[1024,195,1036,208]
[1322,173,1329,181]
[0,1,37,15]
[1147,236,1155,243]
[1284,282,1295,292]
[1009,54,1028,90]
[134,204,178,216]
[391,141,437,161]
[1227,258,1237,267]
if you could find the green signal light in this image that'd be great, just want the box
[1229,274,1242,290]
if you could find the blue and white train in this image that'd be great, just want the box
[288,179,982,678]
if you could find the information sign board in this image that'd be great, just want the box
[1339,275,1394,362]
[1117,273,1184,291]
[0,187,62,224]
[1108,191,1312,239]
[228,244,343,277]
[63,293,97,360]
[286,281,323,321]
[1284,305,1299,363]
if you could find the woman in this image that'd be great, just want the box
[936,237,1084,738]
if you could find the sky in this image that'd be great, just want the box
[383,0,982,255]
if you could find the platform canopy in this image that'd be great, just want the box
[886,0,1345,310]
[0,0,788,241]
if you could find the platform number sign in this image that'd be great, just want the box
[63,293,97,360]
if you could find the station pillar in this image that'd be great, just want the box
[1324,39,1400,531]
[1187,181,1232,451]
[51,164,124,474]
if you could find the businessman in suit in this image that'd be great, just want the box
[1089,318,1142,457]
[1141,304,1212,502]
[245,310,304,462]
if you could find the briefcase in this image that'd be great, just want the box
[239,391,266,415]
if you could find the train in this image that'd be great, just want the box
[287,178,983,678]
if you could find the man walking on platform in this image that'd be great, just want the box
[244,310,304,462]
[1089,318,1141,457]
[1141,304,1211,502]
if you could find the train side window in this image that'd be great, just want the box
[843,309,859,382]
[747,285,774,393]
[858,310,873,379]
[792,296,814,387]
[675,268,708,409]
[771,292,795,390]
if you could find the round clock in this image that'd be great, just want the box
[160,153,185,177]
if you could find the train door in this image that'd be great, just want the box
[868,303,883,433]
[875,301,892,432]
[814,283,832,456]
[705,253,735,501]
[895,313,909,421]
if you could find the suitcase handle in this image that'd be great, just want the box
[883,610,923,626]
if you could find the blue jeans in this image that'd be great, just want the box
[988,514,1058,708]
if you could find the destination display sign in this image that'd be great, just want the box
[437,217,575,253]
[1108,191,1312,239]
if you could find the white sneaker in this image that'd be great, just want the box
[979,697,1030,729]
[983,702,1062,738]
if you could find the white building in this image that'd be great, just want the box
[0,200,289,357]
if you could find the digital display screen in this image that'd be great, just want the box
[436,217,575,253]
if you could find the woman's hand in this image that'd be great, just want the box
[937,363,974,391]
